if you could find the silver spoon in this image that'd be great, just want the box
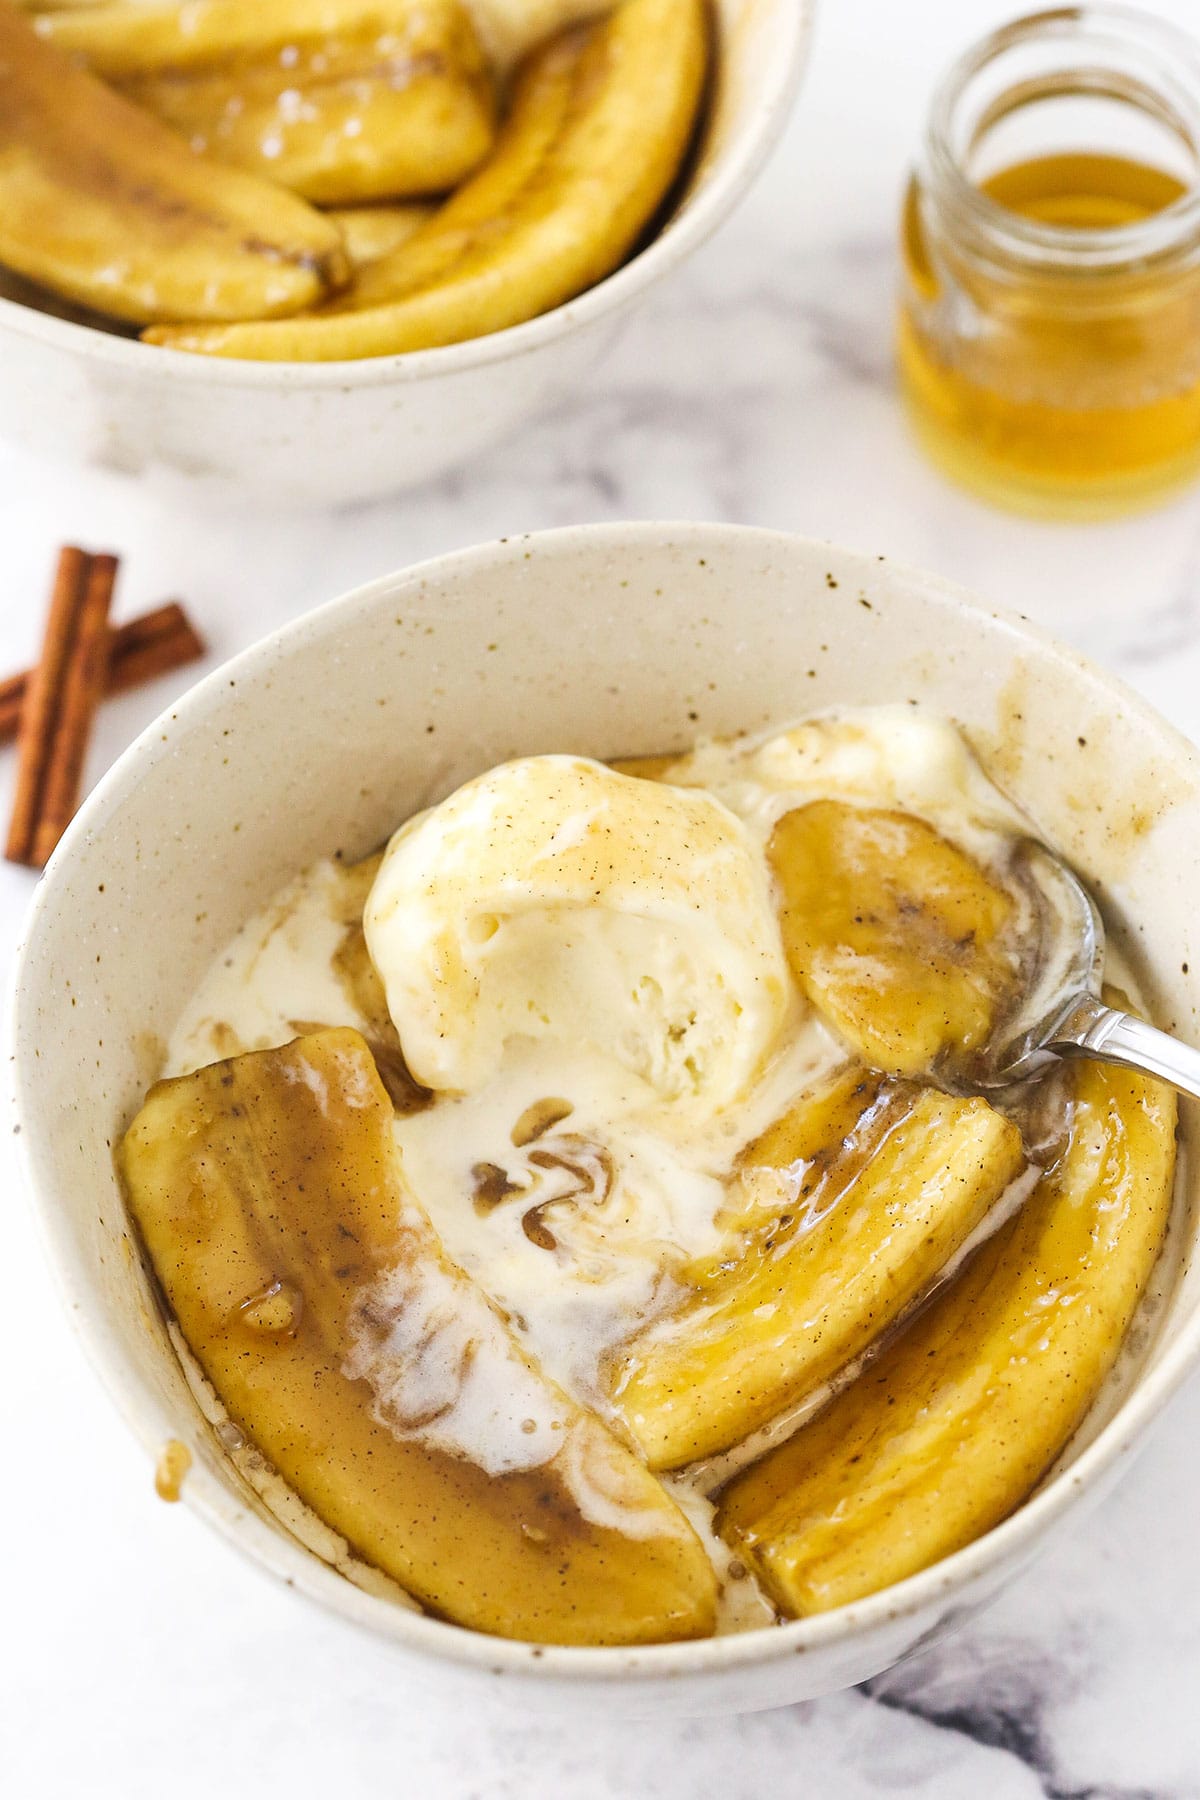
[979,840,1200,1100]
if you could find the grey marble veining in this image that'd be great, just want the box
[3,0,1200,1793]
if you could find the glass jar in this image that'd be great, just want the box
[898,5,1200,518]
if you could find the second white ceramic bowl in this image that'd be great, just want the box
[13,523,1200,1714]
[0,0,810,506]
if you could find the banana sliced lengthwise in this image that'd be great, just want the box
[609,1067,1026,1469]
[38,0,497,206]
[143,0,711,358]
[0,4,348,325]
[120,1028,717,1645]
[768,801,1021,1079]
[716,1057,1176,1618]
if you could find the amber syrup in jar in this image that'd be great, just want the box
[899,6,1200,518]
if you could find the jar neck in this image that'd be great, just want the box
[922,4,1200,280]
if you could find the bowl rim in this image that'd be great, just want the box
[0,1,814,389]
[14,519,1200,1687]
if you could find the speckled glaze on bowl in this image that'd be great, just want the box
[12,523,1200,1714]
[0,0,811,506]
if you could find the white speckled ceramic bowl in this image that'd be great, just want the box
[13,523,1200,1714]
[0,0,810,506]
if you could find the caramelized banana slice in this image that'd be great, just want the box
[40,0,496,205]
[0,5,347,324]
[716,1057,1176,1617]
[121,1029,717,1645]
[769,800,1019,1076]
[609,1070,1025,1469]
[144,0,710,358]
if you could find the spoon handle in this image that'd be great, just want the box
[1048,993,1200,1102]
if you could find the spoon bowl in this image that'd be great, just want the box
[982,839,1200,1104]
[979,839,1106,1087]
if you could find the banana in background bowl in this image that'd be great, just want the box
[0,0,812,503]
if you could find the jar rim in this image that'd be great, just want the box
[925,3,1200,271]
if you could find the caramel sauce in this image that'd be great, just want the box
[474,1127,616,1251]
[471,1159,524,1213]
[511,1096,575,1146]
[154,1438,192,1503]
[238,1279,304,1337]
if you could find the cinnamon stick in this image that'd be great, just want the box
[6,546,91,865]
[30,552,118,866]
[0,601,204,742]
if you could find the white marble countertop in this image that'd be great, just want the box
[4,0,1200,1793]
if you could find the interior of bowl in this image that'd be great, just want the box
[15,523,1200,1684]
[0,0,811,380]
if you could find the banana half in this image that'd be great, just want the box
[120,1028,717,1645]
[0,3,348,324]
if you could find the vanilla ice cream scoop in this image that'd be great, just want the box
[364,756,791,1114]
